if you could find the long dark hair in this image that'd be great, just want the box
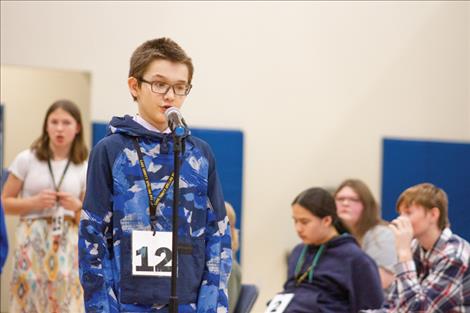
[292,187,349,235]
[31,99,88,164]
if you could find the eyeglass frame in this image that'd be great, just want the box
[138,78,192,96]
[335,196,362,204]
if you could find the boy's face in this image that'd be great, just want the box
[398,203,438,239]
[128,59,190,131]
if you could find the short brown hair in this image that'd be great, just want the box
[31,99,88,164]
[129,37,194,101]
[334,179,383,242]
[396,183,449,230]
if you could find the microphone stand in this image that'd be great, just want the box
[170,131,184,313]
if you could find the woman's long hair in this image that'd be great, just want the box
[334,179,383,242]
[31,99,88,164]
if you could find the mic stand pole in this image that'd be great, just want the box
[170,133,183,313]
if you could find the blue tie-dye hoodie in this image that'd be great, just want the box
[79,115,232,313]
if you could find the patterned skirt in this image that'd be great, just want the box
[10,219,84,313]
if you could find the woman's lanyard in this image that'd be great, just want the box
[294,244,325,286]
[132,138,174,231]
[47,158,71,193]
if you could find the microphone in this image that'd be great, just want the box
[164,107,187,137]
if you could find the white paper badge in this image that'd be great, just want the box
[51,209,64,236]
[264,293,294,313]
[132,230,173,277]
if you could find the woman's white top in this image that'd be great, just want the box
[9,149,87,219]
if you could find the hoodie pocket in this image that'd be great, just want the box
[119,234,205,305]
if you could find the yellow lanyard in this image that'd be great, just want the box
[132,138,174,230]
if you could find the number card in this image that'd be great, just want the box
[51,210,64,236]
[264,293,294,313]
[132,230,173,277]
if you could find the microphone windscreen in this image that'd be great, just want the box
[164,107,182,120]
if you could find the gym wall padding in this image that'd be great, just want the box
[381,138,470,241]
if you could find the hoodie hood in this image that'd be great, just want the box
[107,115,190,140]
[324,233,358,248]
[305,233,358,253]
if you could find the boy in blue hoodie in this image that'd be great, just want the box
[79,38,232,313]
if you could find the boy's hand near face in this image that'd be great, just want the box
[389,216,414,262]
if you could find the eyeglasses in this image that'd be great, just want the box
[335,196,361,204]
[139,78,192,96]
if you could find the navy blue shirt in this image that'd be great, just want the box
[283,234,383,313]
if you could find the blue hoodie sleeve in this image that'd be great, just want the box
[0,200,8,273]
[197,148,232,313]
[79,140,118,313]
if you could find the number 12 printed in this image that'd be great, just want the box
[132,230,173,277]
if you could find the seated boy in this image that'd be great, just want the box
[385,183,470,312]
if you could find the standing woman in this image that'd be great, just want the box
[1,100,88,313]
[334,179,397,291]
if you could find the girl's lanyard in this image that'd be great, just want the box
[294,244,325,286]
[132,138,174,233]
[47,158,71,236]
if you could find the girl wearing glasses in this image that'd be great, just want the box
[280,187,383,313]
[334,179,397,292]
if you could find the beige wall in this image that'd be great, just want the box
[0,65,91,312]
[1,2,469,312]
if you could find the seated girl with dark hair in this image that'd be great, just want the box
[276,187,384,313]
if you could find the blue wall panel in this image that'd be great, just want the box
[381,138,470,241]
